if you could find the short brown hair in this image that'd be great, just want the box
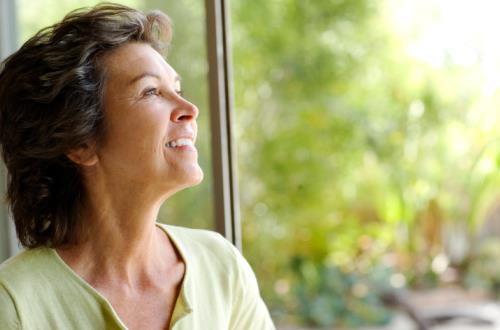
[0,3,171,248]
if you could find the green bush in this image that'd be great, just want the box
[291,256,393,327]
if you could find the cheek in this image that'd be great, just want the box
[100,119,164,165]
[110,108,163,141]
[99,99,170,166]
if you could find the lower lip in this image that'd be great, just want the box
[166,145,197,152]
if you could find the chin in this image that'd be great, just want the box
[160,168,203,199]
[175,165,204,189]
[189,166,204,186]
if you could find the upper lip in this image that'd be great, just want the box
[165,134,195,144]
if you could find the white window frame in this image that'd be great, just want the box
[0,0,21,259]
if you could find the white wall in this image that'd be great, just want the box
[0,0,20,261]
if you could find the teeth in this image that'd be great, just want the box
[166,138,193,148]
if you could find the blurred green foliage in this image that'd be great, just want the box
[464,239,500,299]
[291,256,393,327]
[232,0,500,326]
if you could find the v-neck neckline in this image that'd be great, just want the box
[49,223,192,329]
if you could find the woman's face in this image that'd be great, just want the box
[95,42,203,196]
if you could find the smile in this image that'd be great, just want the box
[165,138,194,148]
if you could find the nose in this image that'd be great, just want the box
[170,97,199,123]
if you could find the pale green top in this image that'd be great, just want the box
[0,224,275,330]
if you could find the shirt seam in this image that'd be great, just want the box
[0,282,22,330]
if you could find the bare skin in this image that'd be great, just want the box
[57,42,203,330]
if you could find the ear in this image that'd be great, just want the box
[66,141,98,167]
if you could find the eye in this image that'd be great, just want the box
[143,87,159,97]
[174,79,183,97]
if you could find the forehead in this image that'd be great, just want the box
[103,42,177,84]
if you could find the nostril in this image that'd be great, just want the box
[177,114,193,121]
[171,110,195,122]
[171,99,198,122]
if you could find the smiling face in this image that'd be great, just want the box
[94,42,203,197]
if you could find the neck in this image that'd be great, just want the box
[56,172,176,290]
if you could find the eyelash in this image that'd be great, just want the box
[143,87,159,97]
[143,87,183,98]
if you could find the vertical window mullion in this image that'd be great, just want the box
[205,0,241,250]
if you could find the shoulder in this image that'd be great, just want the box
[159,224,258,289]
[0,282,20,329]
[158,224,260,283]
[0,249,53,311]
[0,248,67,307]
[0,249,48,329]
[0,248,51,287]
[159,224,275,328]
[159,224,238,267]
[160,223,229,247]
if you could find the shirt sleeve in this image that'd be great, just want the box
[227,243,276,330]
[0,283,21,329]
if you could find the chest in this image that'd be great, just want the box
[94,266,185,330]
[109,290,178,330]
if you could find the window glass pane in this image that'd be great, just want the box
[16,0,213,230]
[232,0,500,327]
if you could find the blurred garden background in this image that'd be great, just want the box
[11,0,500,328]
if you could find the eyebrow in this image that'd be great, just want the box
[128,72,181,85]
[128,72,160,85]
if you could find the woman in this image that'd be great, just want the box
[0,4,274,329]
